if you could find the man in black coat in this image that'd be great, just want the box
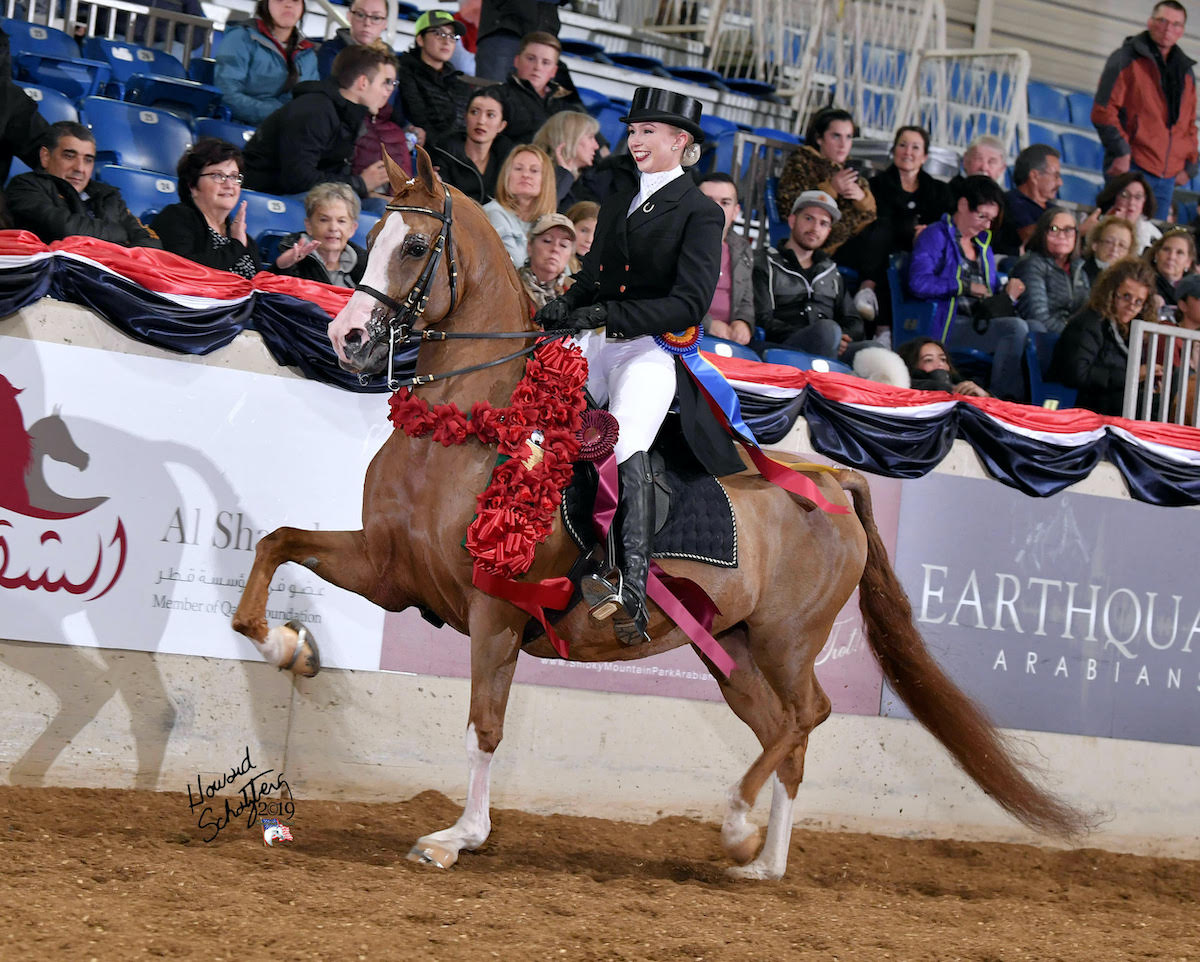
[6,121,161,247]
[491,31,577,144]
[243,44,397,203]
[0,28,50,187]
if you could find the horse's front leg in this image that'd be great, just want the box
[231,527,378,676]
[407,599,523,869]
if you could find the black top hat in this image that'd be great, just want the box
[619,87,705,144]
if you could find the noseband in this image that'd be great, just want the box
[353,185,556,391]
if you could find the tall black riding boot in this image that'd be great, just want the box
[582,450,654,645]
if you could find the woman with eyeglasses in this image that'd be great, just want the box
[1082,215,1136,283]
[1079,172,1161,256]
[1049,257,1159,415]
[1145,226,1197,319]
[215,0,318,125]
[1011,207,1090,334]
[396,10,471,149]
[152,138,262,279]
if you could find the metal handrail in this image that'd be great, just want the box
[1124,318,1200,425]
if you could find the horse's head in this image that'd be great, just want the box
[330,147,460,376]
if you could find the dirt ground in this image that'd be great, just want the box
[0,786,1196,962]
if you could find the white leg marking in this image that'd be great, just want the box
[727,774,795,881]
[416,723,494,859]
[261,625,293,667]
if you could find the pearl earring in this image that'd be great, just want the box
[671,145,679,151]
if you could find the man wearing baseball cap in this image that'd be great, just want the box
[752,190,865,357]
[396,9,470,148]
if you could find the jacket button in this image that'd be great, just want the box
[624,264,630,271]
[619,284,626,292]
[599,264,604,271]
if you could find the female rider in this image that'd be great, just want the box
[533,87,739,647]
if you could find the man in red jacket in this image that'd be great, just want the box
[1093,1,1199,217]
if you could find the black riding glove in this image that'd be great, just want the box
[565,303,608,332]
[534,297,571,330]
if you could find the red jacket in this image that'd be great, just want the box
[1092,31,1199,181]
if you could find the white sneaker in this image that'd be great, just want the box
[854,287,878,321]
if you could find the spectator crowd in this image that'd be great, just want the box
[2,0,1200,418]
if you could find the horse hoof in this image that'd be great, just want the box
[725,861,783,882]
[406,840,458,869]
[280,621,321,678]
[724,827,760,866]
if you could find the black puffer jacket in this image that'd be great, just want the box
[1048,307,1130,415]
[1011,251,1091,334]
[242,78,370,197]
[0,68,49,185]
[752,246,864,345]
[430,131,514,204]
[478,0,565,42]
[7,170,161,247]
[493,74,577,145]
[395,50,470,150]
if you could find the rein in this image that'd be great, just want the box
[354,185,572,390]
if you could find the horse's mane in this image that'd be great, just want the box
[0,375,33,478]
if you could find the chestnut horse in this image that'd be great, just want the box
[232,150,1089,879]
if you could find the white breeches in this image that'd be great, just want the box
[575,332,676,463]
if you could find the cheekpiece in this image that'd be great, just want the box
[620,87,706,143]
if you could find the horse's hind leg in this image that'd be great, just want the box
[232,527,378,676]
[408,601,522,869]
[699,625,831,880]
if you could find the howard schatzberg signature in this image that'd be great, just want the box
[187,746,295,842]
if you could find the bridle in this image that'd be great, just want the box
[353,185,555,391]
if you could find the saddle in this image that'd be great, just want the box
[562,426,738,569]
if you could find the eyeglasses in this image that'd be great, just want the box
[424,28,459,42]
[1116,292,1147,307]
[1095,236,1130,250]
[1047,224,1077,234]
[1117,189,1145,201]
[350,10,387,24]
[1151,16,1186,31]
[200,171,243,185]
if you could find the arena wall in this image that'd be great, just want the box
[2,298,1198,859]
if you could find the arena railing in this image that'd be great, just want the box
[895,47,1031,158]
[793,0,946,141]
[2,0,218,65]
[727,130,800,255]
[1123,318,1200,426]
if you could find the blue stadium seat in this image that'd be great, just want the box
[762,347,852,374]
[1066,91,1095,130]
[753,125,800,145]
[709,128,738,175]
[1058,173,1100,206]
[1026,82,1072,125]
[93,164,179,220]
[81,38,224,119]
[77,98,194,175]
[763,177,789,248]
[699,113,741,141]
[605,52,668,76]
[1059,131,1106,173]
[723,77,777,99]
[3,18,111,100]
[592,103,628,153]
[241,189,307,249]
[1026,122,1061,153]
[20,83,78,124]
[352,210,380,248]
[1026,332,1076,409]
[559,38,608,61]
[195,117,256,146]
[664,66,729,90]
[188,57,217,86]
[575,85,609,114]
[395,2,421,19]
[887,253,939,347]
[699,335,760,362]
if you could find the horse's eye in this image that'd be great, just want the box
[408,241,428,258]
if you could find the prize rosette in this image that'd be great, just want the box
[654,326,701,355]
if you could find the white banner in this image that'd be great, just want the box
[0,336,390,671]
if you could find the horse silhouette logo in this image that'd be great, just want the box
[0,373,127,599]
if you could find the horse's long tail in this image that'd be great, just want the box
[836,470,1096,838]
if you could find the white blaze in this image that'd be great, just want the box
[328,212,411,362]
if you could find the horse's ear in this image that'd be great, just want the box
[412,144,441,196]
[381,148,409,196]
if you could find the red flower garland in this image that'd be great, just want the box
[387,340,588,578]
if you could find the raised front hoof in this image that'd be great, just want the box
[406,839,458,869]
[270,621,321,678]
[723,826,760,866]
[725,860,784,882]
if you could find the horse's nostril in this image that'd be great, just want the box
[345,329,363,349]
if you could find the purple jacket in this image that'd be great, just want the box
[907,214,1000,341]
